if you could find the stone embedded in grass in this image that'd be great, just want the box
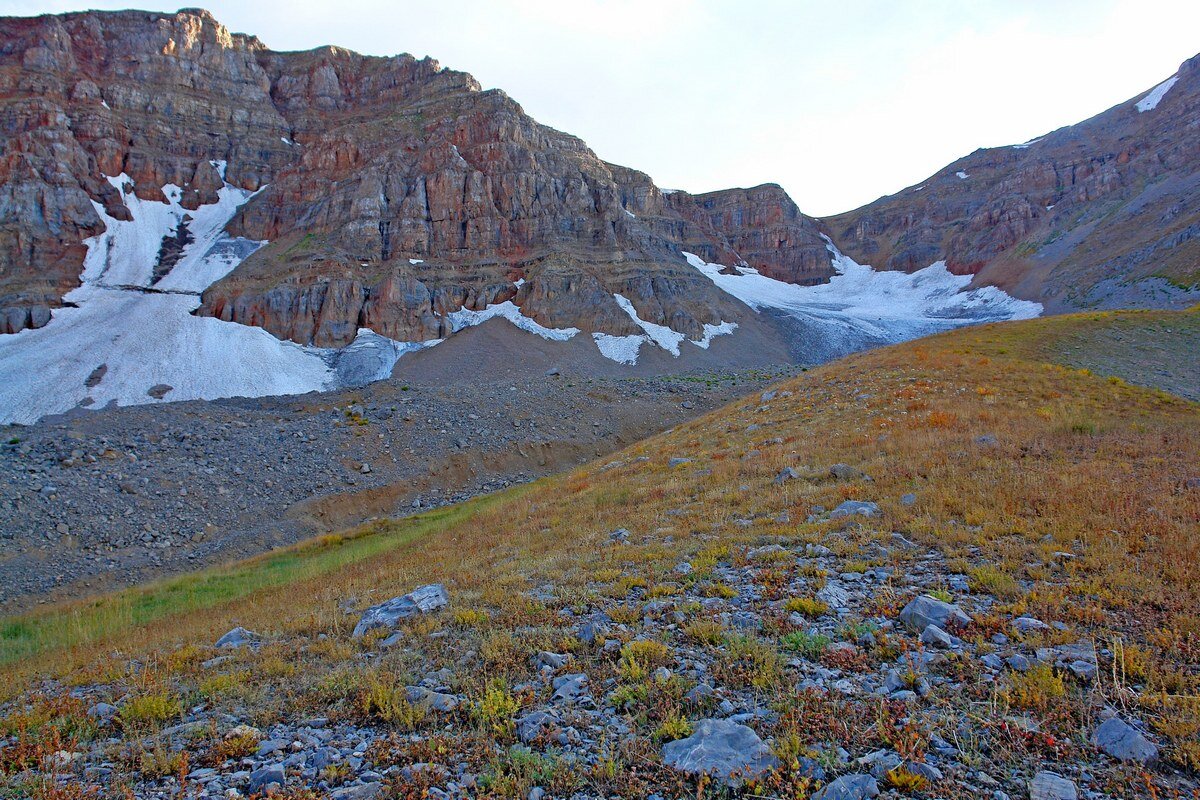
[532,651,572,670]
[1029,771,1078,800]
[829,500,880,519]
[517,710,561,744]
[899,492,917,506]
[215,626,260,649]
[405,686,460,713]
[668,457,692,468]
[550,673,591,706]
[608,528,631,543]
[897,595,972,633]
[1091,716,1159,763]
[1068,660,1097,680]
[829,463,870,481]
[87,702,118,721]
[1012,616,1050,633]
[774,467,801,483]
[351,583,448,637]
[811,773,880,799]
[661,718,780,786]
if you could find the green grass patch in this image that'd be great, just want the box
[0,487,526,669]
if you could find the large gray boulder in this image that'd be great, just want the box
[661,718,780,785]
[812,773,880,800]
[352,584,449,637]
[1029,771,1078,800]
[897,595,971,633]
[1091,716,1158,763]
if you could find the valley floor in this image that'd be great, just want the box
[1,308,1197,800]
[0,365,791,614]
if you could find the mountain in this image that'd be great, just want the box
[826,55,1200,311]
[0,8,1193,424]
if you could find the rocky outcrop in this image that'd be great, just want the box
[0,8,820,344]
[1,8,1197,342]
[662,185,834,285]
[824,53,1200,309]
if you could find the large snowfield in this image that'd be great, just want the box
[684,237,1041,355]
[0,174,436,425]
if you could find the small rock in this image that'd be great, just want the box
[215,626,260,649]
[1012,616,1050,633]
[1028,771,1077,800]
[920,624,954,648]
[897,595,972,633]
[247,765,285,795]
[829,500,880,519]
[812,773,880,800]
[1091,716,1158,763]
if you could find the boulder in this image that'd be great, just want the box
[661,719,780,785]
[352,584,448,637]
[897,595,971,633]
[1091,716,1158,763]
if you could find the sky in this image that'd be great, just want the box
[4,1,1199,216]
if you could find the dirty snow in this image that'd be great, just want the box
[447,301,580,341]
[1136,75,1179,112]
[683,238,1041,355]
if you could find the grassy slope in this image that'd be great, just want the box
[2,308,1198,791]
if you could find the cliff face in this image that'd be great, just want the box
[824,54,1200,310]
[0,8,826,345]
[1,8,1196,344]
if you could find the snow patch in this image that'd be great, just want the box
[592,294,737,364]
[409,258,424,265]
[956,171,969,179]
[1136,75,1179,112]
[592,333,644,365]
[624,208,636,218]
[613,294,685,355]
[692,321,739,349]
[1012,136,1043,150]
[447,301,580,341]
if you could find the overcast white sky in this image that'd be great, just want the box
[5,1,1199,215]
